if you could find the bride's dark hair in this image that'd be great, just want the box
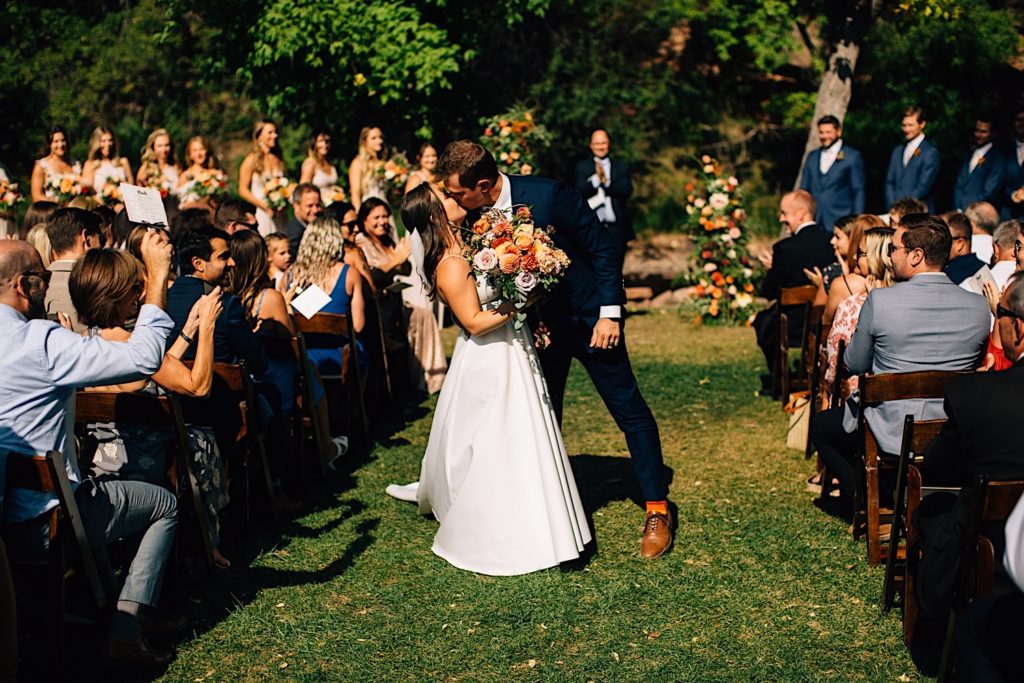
[400,183,453,299]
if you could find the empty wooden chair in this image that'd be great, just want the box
[775,285,817,401]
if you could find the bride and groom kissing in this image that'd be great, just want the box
[389,140,672,575]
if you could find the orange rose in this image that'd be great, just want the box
[473,217,491,235]
[514,233,533,250]
[744,283,754,293]
[495,240,516,257]
[499,252,520,274]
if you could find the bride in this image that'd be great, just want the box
[398,184,591,575]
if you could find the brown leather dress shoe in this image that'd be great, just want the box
[139,610,190,638]
[640,511,673,559]
[106,634,174,667]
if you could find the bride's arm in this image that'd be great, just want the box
[436,258,513,337]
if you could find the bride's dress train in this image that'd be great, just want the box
[416,281,591,575]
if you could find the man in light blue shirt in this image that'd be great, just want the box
[0,236,182,666]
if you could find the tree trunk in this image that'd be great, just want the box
[793,0,882,189]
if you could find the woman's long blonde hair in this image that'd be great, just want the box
[250,118,282,175]
[356,126,382,196]
[185,135,219,170]
[862,227,896,287]
[291,216,345,291]
[139,128,176,180]
[87,126,118,162]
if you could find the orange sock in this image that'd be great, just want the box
[646,500,668,516]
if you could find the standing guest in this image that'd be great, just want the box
[265,232,292,288]
[285,182,324,258]
[299,129,339,205]
[348,126,385,210]
[991,220,1020,290]
[44,208,103,331]
[752,190,834,379]
[136,128,180,197]
[1002,106,1024,219]
[885,106,941,212]
[953,116,1006,212]
[404,143,438,194]
[30,125,77,203]
[239,119,287,237]
[81,126,133,191]
[574,129,634,247]
[809,215,990,501]
[965,201,1000,265]
[0,235,183,667]
[944,211,994,295]
[177,136,222,207]
[18,201,58,241]
[799,115,866,234]
[213,197,258,236]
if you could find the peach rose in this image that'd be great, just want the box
[514,233,534,250]
[495,240,516,257]
[499,252,520,274]
[472,217,491,235]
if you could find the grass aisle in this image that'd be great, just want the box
[163,312,922,682]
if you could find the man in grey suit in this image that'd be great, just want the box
[809,214,990,501]
[44,207,103,333]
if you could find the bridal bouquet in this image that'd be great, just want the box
[96,179,123,206]
[185,169,229,201]
[0,179,24,212]
[263,176,296,211]
[45,173,92,204]
[462,206,569,332]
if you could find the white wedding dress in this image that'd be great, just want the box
[416,278,591,575]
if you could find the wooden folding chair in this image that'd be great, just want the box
[936,477,1024,682]
[74,390,215,571]
[856,371,972,566]
[4,450,109,663]
[293,312,369,447]
[816,338,845,502]
[803,312,828,460]
[882,416,946,616]
[775,285,817,402]
[288,331,327,480]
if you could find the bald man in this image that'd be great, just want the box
[575,129,634,248]
[752,190,835,387]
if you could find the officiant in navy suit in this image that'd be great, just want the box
[952,116,1006,211]
[885,106,941,211]
[798,115,865,232]
[437,140,673,560]
[574,129,635,247]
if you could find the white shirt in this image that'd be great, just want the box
[969,142,993,174]
[1016,139,1024,166]
[793,221,816,236]
[492,173,621,320]
[819,139,843,175]
[970,234,993,267]
[903,133,926,167]
[990,259,1016,291]
[588,157,617,223]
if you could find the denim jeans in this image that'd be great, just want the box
[4,478,177,608]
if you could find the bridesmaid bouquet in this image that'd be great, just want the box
[263,176,296,211]
[0,179,24,212]
[377,152,409,201]
[96,180,123,206]
[326,184,348,206]
[186,169,229,200]
[45,173,92,204]
[462,206,570,331]
[142,173,172,199]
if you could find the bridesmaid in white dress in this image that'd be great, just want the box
[399,184,591,576]
[348,126,385,210]
[239,119,288,237]
[403,143,438,194]
[299,129,340,204]
[137,128,180,197]
[30,125,77,202]
[177,136,223,206]
[81,127,134,194]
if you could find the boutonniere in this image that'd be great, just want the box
[978,156,987,166]
[836,151,845,161]
[913,148,921,159]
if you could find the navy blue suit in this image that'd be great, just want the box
[885,138,941,211]
[1001,143,1024,219]
[799,143,866,231]
[506,175,668,502]
[953,146,1006,211]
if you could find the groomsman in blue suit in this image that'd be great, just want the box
[1002,107,1024,219]
[952,116,1006,211]
[799,115,865,231]
[885,106,941,211]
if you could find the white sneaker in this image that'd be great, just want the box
[385,481,420,503]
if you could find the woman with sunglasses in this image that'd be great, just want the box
[806,214,885,325]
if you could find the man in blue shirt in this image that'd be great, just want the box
[0,235,182,666]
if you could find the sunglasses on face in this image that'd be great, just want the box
[887,243,914,257]
[997,305,1023,321]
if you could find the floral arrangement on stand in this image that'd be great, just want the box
[45,173,92,205]
[461,206,569,338]
[377,152,409,205]
[682,155,759,325]
[263,176,296,212]
[0,179,24,213]
[479,106,551,176]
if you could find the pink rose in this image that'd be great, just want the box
[473,248,498,272]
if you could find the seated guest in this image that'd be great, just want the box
[887,196,927,227]
[943,211,995,295]
[324,201,374,289]
[44,207,103,331]
[953,116,1006,212]
[809,214,991,501]
[0,236,182,666]
[820,214,885,325]
[24,224,51,268]
[18,201,57,241]
[965,201,1000,265]
[913,272,1024,620]
[805,215,858,302]
[990,220,1019,291]
[265,232,291,289]
[69,249,232,569]
[90,204,115,248]
[213,197,258,236]
[169,206,215,245]
[285,182,323,258]
[752,190,834,381]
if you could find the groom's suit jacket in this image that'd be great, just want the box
[507,175,626,329]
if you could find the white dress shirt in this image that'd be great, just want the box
[1016,139,1024,166]
[0,302,172,521]
[903,133,926,167]
[969,142,993,173]
[588,157,617,223]
[819,139,843,175]
[492,173,621,320]
[971,234,993,267]
[991,259,1017,291]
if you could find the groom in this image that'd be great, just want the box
[435,140,673,559]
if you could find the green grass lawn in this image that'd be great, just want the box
[160,311,924,682]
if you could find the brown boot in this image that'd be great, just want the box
[640,511,673,559]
